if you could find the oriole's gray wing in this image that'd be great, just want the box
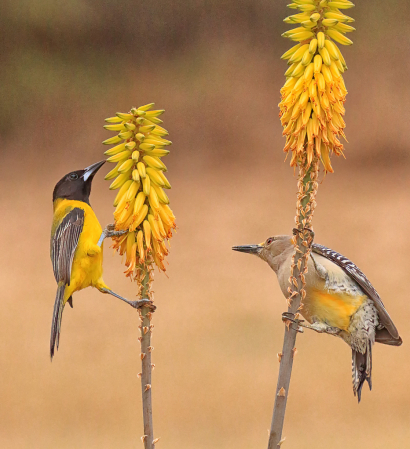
[50,208,84,358]
[51,208,84,285]
[312,243,400,341]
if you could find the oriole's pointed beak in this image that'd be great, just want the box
[232,244,263,254]
[82,160,105,182]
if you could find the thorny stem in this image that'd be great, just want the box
[139,263,156,449]
[267,157,319,449]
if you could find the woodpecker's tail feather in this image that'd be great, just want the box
[50,285,65,359]
[352,344,372,403]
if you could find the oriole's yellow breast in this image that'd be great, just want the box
[52,199,104,298]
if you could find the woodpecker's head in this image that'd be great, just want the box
[53,160,105,205]
[232,235,294,272]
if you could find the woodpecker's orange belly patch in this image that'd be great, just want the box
[301,288,367,331]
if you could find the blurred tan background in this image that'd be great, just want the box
[1,0,410,448]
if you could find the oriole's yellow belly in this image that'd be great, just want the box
[301,288,366,331]
[52,199,104,301]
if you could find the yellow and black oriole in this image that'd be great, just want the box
[50,161,152,359]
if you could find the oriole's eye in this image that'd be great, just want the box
[266,237,274,245]
[69,173,78,180]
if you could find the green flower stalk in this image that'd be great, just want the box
[279,0,355,172]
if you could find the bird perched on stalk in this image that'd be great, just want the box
[233,235,402,401]
[50,160,153,359]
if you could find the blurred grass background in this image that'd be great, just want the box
[1,0,410,448]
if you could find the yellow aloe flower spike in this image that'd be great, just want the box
[103,103,176,276]
[279,0,354,172]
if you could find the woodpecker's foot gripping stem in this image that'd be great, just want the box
[97,224,127,247]
[100,288,156,311]
[282,312,304,333]
[292,227,315,241]
[282,312,340,336]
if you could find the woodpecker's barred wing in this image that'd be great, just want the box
[51,208,84,285]
[312,243,400,340]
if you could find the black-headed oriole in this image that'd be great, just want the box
[50,160,152,358]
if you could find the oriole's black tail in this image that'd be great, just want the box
[50,285,65,359]
[352,344,372,403]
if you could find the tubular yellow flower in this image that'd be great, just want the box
[143,220,152,251]
[103,104,176,276]
[279,0,354,172]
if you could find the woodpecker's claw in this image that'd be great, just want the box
[281,312,295,322]
[282,312,294,321]
[292,227,315,240]
[282,312,304,333]
[130,299,156,312]
[282,311,305,324]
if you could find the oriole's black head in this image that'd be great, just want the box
[53,160,105,204]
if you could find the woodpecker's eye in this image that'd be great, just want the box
[266,237,275,245]
[69,173,78,180]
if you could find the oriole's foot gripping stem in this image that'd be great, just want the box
[97,224,127,247]
[100,287,156,311]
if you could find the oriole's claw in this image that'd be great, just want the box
[97,225,127,247]
[104,223,127,237]
[131,299,156,312]
[100,287,156,311]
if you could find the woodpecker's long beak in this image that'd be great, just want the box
[232,244,263,254]
[82,160,105,182]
